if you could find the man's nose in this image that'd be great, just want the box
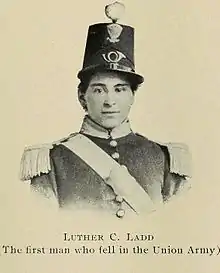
[103,92,116,106]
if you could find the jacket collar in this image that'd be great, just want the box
[79,115,132,139]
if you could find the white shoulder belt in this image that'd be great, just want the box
[63,133,156,215]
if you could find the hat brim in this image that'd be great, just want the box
[77,65,144,85]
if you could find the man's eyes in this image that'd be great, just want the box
[115,86,127,93]
[115,87,127,93]
[93,87,104,93]
[92,87,127,93]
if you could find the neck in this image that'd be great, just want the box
[79,115,132,139]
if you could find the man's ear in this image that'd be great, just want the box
[130,93,135,105]
[78,89,87,111]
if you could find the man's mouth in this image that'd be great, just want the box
[102,111,120,114]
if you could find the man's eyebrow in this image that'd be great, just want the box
[114,83,130,87]
[89,83,129,87]
[90,83,106,87]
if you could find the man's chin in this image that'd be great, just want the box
[100,120,121,130]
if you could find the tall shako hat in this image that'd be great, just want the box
[77,1,144,84]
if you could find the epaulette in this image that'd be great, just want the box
[20,134,77,181]
[20,143,54,181]
[159,142,192,178]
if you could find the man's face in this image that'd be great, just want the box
[84,72,135,129]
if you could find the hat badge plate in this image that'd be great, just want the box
[107,23,123,43]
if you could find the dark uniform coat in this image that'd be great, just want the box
[20,116,191,217]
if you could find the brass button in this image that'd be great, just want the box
[115,195,123,203]
[109,140,117,147]
[116,208,125,218]
[111,152,119,159]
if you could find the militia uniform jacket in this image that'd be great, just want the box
[20,116,192,217]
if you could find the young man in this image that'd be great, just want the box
[20,2,191,218]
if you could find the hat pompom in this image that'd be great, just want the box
[105,2,125,23]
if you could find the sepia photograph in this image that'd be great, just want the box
[1,0,220,273]
[19,1,192,218]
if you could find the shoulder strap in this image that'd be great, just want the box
[62,133,156,215]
